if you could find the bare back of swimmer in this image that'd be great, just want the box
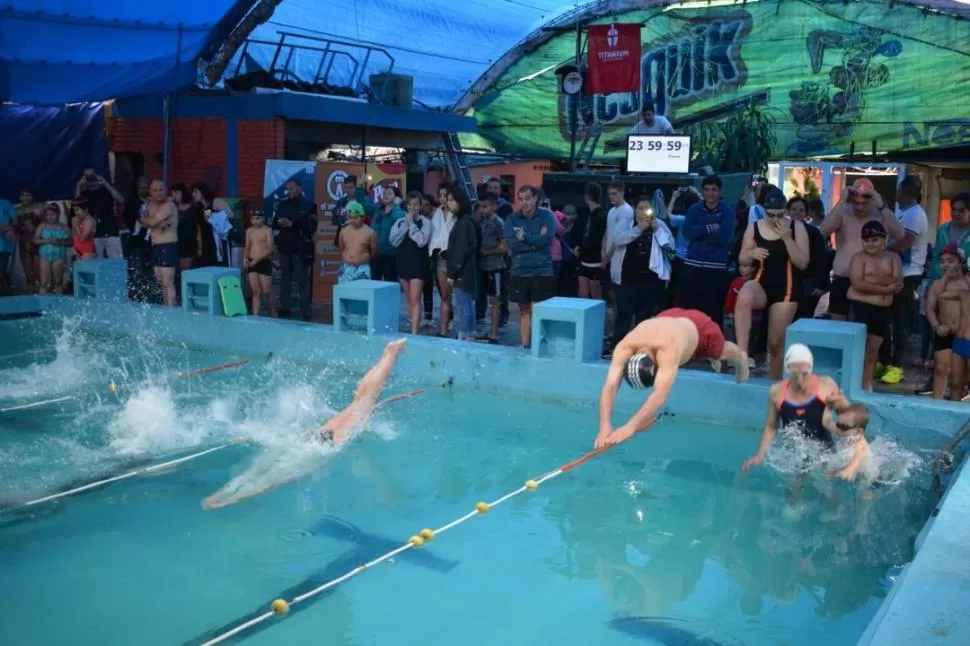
[202,338,407,509]
[595,308,749,449]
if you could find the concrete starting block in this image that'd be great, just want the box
[182,267,239,316]
[531,297,606,363]
[73,260,128,301]
[786,318,866,399]
[333,280,401,335]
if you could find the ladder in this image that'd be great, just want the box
[443,133,477,200]
[575,123,603,171]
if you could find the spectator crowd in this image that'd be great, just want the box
[5,166,968,403]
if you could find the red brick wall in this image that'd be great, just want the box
[110,118,230,193]
[237,118,285,209]
[110,116,285,208]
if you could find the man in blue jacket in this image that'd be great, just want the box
[678,175,736,329]
[504,185,558,348]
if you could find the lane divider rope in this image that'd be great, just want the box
[0,389,425,514]
[0,395,75,413]
[1,354,272,415]
[198,416,661,646]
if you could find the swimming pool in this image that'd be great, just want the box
[0,307,948,646]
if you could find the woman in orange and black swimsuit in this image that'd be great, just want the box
[735,188,811,379]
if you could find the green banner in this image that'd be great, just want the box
[462,1,970,160]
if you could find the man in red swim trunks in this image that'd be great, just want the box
[595,308,749,448]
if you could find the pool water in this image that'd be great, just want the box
[0,317,936,646]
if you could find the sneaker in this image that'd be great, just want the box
[880,365,905,385]
[915,380,933,396]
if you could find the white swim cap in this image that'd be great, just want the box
[784,343,814,371]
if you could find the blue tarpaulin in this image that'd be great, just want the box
[0,1,256,104]
[0,0,591,108]
[0,103,110,201]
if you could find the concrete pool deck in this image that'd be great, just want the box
[2,291,969,645]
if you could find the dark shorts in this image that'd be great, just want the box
[151,242,179,268]
[934,333,955,353]
[508,275,556,305]
[483,269,507,297]
[848,299,890,339]
[829,276,852,316]
[248,259,273,276]
[577,263,602,280]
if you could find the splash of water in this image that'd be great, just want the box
[0,316,111,400]
[765,422,923,487]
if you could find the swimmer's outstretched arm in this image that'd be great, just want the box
[743,384,780,471]
[601,351,678,448]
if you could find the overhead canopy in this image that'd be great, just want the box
[1,0,596,107]
[217,0,599,107]
[0,1,257,104]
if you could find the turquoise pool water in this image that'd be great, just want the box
[0,316,936,646]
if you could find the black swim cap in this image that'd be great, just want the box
[624,353,656,389]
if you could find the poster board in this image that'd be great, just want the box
[311,162,407,304]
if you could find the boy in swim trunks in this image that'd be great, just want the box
[952,260,970,400]
[337,201,377,283]
[244,210,277,317]
[846,220,901,391]
[925,244,970,399]
[595,308,749,449]
[139,180,179,307]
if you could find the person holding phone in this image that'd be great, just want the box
[74,168,124,259]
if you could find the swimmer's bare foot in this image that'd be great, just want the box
[737,358,750,383]
[708,358,722,373]
[386,338,407,356]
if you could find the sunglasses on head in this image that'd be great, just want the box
[835,421,855,431]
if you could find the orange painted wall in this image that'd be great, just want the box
[424,160,553,197]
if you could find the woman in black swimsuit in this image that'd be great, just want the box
[735,188,811,379]
[171,182,201,271]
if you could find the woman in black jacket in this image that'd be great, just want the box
[445,186,478,340]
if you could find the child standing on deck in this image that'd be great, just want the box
[244,210,277,317]
[847,221,902,391]
[924,244,970,399]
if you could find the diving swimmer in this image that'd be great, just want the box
[202,338,408,509]
[742,343,849,472]
[595,308,749,449]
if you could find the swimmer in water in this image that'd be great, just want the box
[202,338,407,509]
[742,343,849,472]
[828,402,873,482]
[595,308,749,449]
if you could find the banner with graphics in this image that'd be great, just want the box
[462,1,970,160]
[262,160,317,221]
[586,24,642,95]
[311,162,406,304]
